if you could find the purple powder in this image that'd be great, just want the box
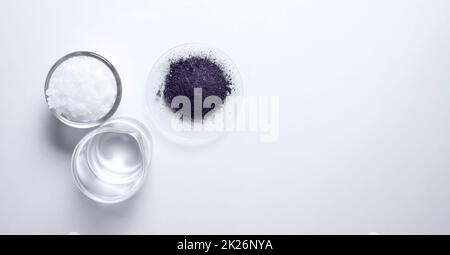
[159,56,232,120]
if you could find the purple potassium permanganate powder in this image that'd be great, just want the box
[159,56,232,120]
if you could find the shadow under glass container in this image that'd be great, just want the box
[72,118,152,204]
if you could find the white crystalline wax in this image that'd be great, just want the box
[46,56,117,123]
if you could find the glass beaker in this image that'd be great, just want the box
[71,117,152,204]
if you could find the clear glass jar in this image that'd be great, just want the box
[71,117,152,204]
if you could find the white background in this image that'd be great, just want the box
[1,0,450,234]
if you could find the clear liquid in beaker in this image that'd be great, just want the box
[86,132,143,184]
[72,118,151,204]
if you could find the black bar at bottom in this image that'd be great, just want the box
[0,235,448,253]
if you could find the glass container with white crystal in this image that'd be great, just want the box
[44,51,122,128]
